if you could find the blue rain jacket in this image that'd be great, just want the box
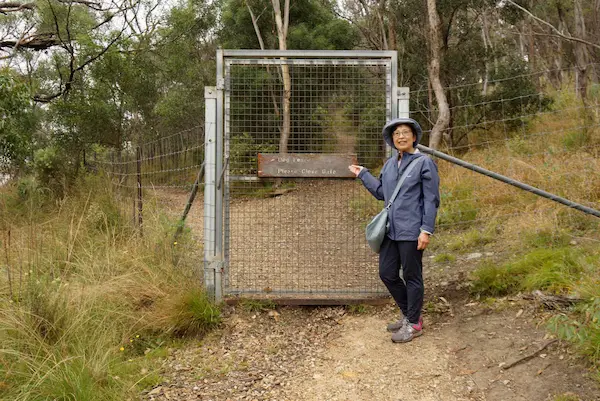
[358,118,441,241]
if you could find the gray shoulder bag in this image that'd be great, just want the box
[365,156,425,253]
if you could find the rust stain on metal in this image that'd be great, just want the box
[257,153,358,178]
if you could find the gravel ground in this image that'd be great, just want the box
[145,184,600,401]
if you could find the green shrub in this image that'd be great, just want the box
[229,132,278,176]
[471,248,585,296]
[549,297,600,367]
[33,146,77,195]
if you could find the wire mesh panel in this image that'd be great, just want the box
[222,53,394,298]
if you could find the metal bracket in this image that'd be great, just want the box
[204,257,224,302]
[216,78,225,90]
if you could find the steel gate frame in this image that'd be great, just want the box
[204,50,409,303]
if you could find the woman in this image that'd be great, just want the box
[348,118,440,343]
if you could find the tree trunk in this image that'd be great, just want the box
[272,0,291,154]
[527,18,540,89]
[425,0,450,150]
[481,12,489,96]
[388,8,397,51]
[573,0,589,101]
[592,0,600,83]
[247,4,280,117]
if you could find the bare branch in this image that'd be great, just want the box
[283,0,289,39]
[56,0,102,10]
[34,17,127,103]
[5,23,34,67]
[247,3,266,50]
[505,0,600,50]
[0,33,60,50]
[0,1,34,12]
[1,0,104,13]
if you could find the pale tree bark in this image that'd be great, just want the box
[481,12,490,96]
[527,18,539,89]
[425,0,450,150]
[593,0,600,83]
[271,0,291,154]
[375,1,388,50]
[573,0,589,101]
[247,4,280,117]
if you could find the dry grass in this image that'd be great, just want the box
[437,88,600,250]
[0,175,218,400]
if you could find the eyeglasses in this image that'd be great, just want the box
[392,130,413,138]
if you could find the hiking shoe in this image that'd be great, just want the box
[391,320,423,343]
[386,316,409,333]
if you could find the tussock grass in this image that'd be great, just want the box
[432,253,456,263]
[446,226,496,252]
[238,298,277,312]
[470,247,590,296]
[0,175,219,399]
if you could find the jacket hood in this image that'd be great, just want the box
[382,118,423,149]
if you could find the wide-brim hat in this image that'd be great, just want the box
[382,118,423,149]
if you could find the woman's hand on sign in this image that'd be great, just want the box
[348,165,364,177]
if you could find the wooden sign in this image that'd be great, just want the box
[257,153,358,178]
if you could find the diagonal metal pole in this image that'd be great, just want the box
[174,161,206,240]
[417,144,600,219]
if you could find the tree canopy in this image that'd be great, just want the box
[1,0,598,179]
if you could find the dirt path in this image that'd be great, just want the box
[145,186,599,401]
[144,297,599,401]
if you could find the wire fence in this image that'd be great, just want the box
[96,125,206,232]
[409,63,600,234]
[95,59,600,299]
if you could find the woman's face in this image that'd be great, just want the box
[392,124,416,153]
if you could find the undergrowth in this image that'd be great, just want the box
[0,175,220,400]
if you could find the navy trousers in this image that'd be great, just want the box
[379,237,424,324]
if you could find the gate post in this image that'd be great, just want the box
[204,86,223,302]
[398,87,410,118]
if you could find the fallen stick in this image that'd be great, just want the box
[501,339,558,370]
[522,290,583,309]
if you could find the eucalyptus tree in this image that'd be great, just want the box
[219,0,360,161]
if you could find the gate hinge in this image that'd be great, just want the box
[216,78,225,90]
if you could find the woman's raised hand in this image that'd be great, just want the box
[348,165,364,177]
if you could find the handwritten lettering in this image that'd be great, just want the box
[259,153,357,178]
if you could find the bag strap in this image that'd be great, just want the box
[385,155,426,209]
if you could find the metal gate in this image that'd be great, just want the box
[204,50,408,302]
